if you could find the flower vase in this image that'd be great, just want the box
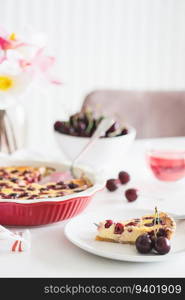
[0,105,25,154]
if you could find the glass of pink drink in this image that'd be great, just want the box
[147,150,185,182]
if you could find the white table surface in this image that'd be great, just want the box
[0,137,185,278]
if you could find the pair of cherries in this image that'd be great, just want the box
[106,171,138,202]
[136,233,171,255]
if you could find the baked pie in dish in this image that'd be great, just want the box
[96,211,176,244]
[0,166,92,200]
[0,161,104,226]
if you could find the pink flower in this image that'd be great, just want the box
[19,48,61,85]
[0,34,26,51]
[0,30,27,65]
[0,27,61,86]
[0,36,12,51]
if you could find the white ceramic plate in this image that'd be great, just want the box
[65,206,185,262]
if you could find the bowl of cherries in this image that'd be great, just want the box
[54,110,136,172]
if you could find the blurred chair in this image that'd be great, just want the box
[82,90,185,138]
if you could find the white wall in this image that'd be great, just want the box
[0,0,185,149]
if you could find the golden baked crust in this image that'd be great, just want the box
[95,236,135,244]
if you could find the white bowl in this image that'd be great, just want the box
[54,125,136,175]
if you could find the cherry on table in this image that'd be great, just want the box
[106,179,118,191]
[119,171,130,184]
[125,188,138,202]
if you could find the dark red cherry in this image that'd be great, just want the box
[125,188,138,202]
[77,121,86,134]
[68,127,77,136]
[8,193,18,198]
[18,192,29,198]
[148,231,156,248]
[54,121,69,134]
[136,234,153,254]
[54,121,62,131]
[105,220,113,228]
[106,179,118,191]
[106,122,119,136]
[144,223,153,227]
[119,171,130,184]
[68,183,78,189]
[125,221,137,227]
[154,237,171,255]
[114,223,124,234]
[121,128,128,135]
[10,178,18,183]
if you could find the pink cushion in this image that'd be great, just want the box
[82,90,185,138]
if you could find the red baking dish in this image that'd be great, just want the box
[0,160,105,226]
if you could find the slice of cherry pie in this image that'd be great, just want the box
[96,212,176,244]
[0,166,92,200]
